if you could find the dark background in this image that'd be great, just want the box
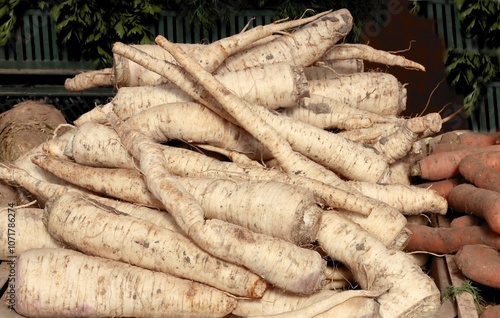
[361,0,468,131]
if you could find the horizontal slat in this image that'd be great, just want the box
[0,85,114,96]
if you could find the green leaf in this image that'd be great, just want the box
[97,46,107,56]
[85,33,94,44]
[454,0,465,10]
[127,25,142,35]
[55,19,70,32]
[50,4,62,20]
[62,30,72,43]
[465,69,475,84]
[0,6,9,18]
[451,74,462,86]
[114,21,125,38]
[140,34,152,44]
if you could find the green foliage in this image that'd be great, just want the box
[50,0,162,67]
[445,48,499,115]
[454,0,500,49]
[0,0,21,46]
[445,0,500,115]
[442,279,485,313]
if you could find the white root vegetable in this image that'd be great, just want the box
[323,43,426,71]
[111,40,412,248]
[14,248,238,318]
[10,10,454,318]
[296,94,398,128]
[308,72,407,116]
[65,10,333,91]
[247,103,390,183]
[112,43,204,87]
[74,62,309,126]
[240,289,385,318]
[64,68,114,91]
[127,96,390,183]
[383,160,412,185]
[214,9,353,74]
[347,181,448,215]
[338,113,443,164]
[232,287,382,318]
[45,191,268,298]
[125,102,272,161]
[115,39,391,184]
[0,164,77,206]
[280,105,374,130]
[32,154,323,245]
[105,109,328,295]
[12,131,75,186]
[110,41,342,186]
[0,208,62,259]
[59,121,137,169]
[121,11,334,81]
[302,58,363,81]
[193,143,264,167]
[1,163,181,234]
[51,122,410,247]
[317,211,441,318]
[370,113,442,164]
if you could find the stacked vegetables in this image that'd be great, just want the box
[408,130,500,296]
[0,8,462,318]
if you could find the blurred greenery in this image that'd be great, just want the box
[411,0,500,115]
[0,0,385,67]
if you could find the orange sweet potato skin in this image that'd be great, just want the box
[455,244,500,289]
[405,223,500,254]
[480,305,500,318]
[450,215,480,228]
[455,131,500,147]
[448,183,500,234]
[459,151,500,193]
[414,145,500,181]
[416,178,460,200]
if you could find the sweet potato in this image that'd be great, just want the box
[450,215,481,228]
[459,151,500,193]
[448,183,500,234]
[480,305,500,318]
[405,223,500,254]
[416,178,460,200]
[411,145,500,180]
[436,130,500,147]
[455,244,500,289]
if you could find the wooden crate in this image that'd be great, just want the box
[427,214,481,318]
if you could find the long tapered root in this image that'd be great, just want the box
[318,211,441,318]
[64,68,114,91]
